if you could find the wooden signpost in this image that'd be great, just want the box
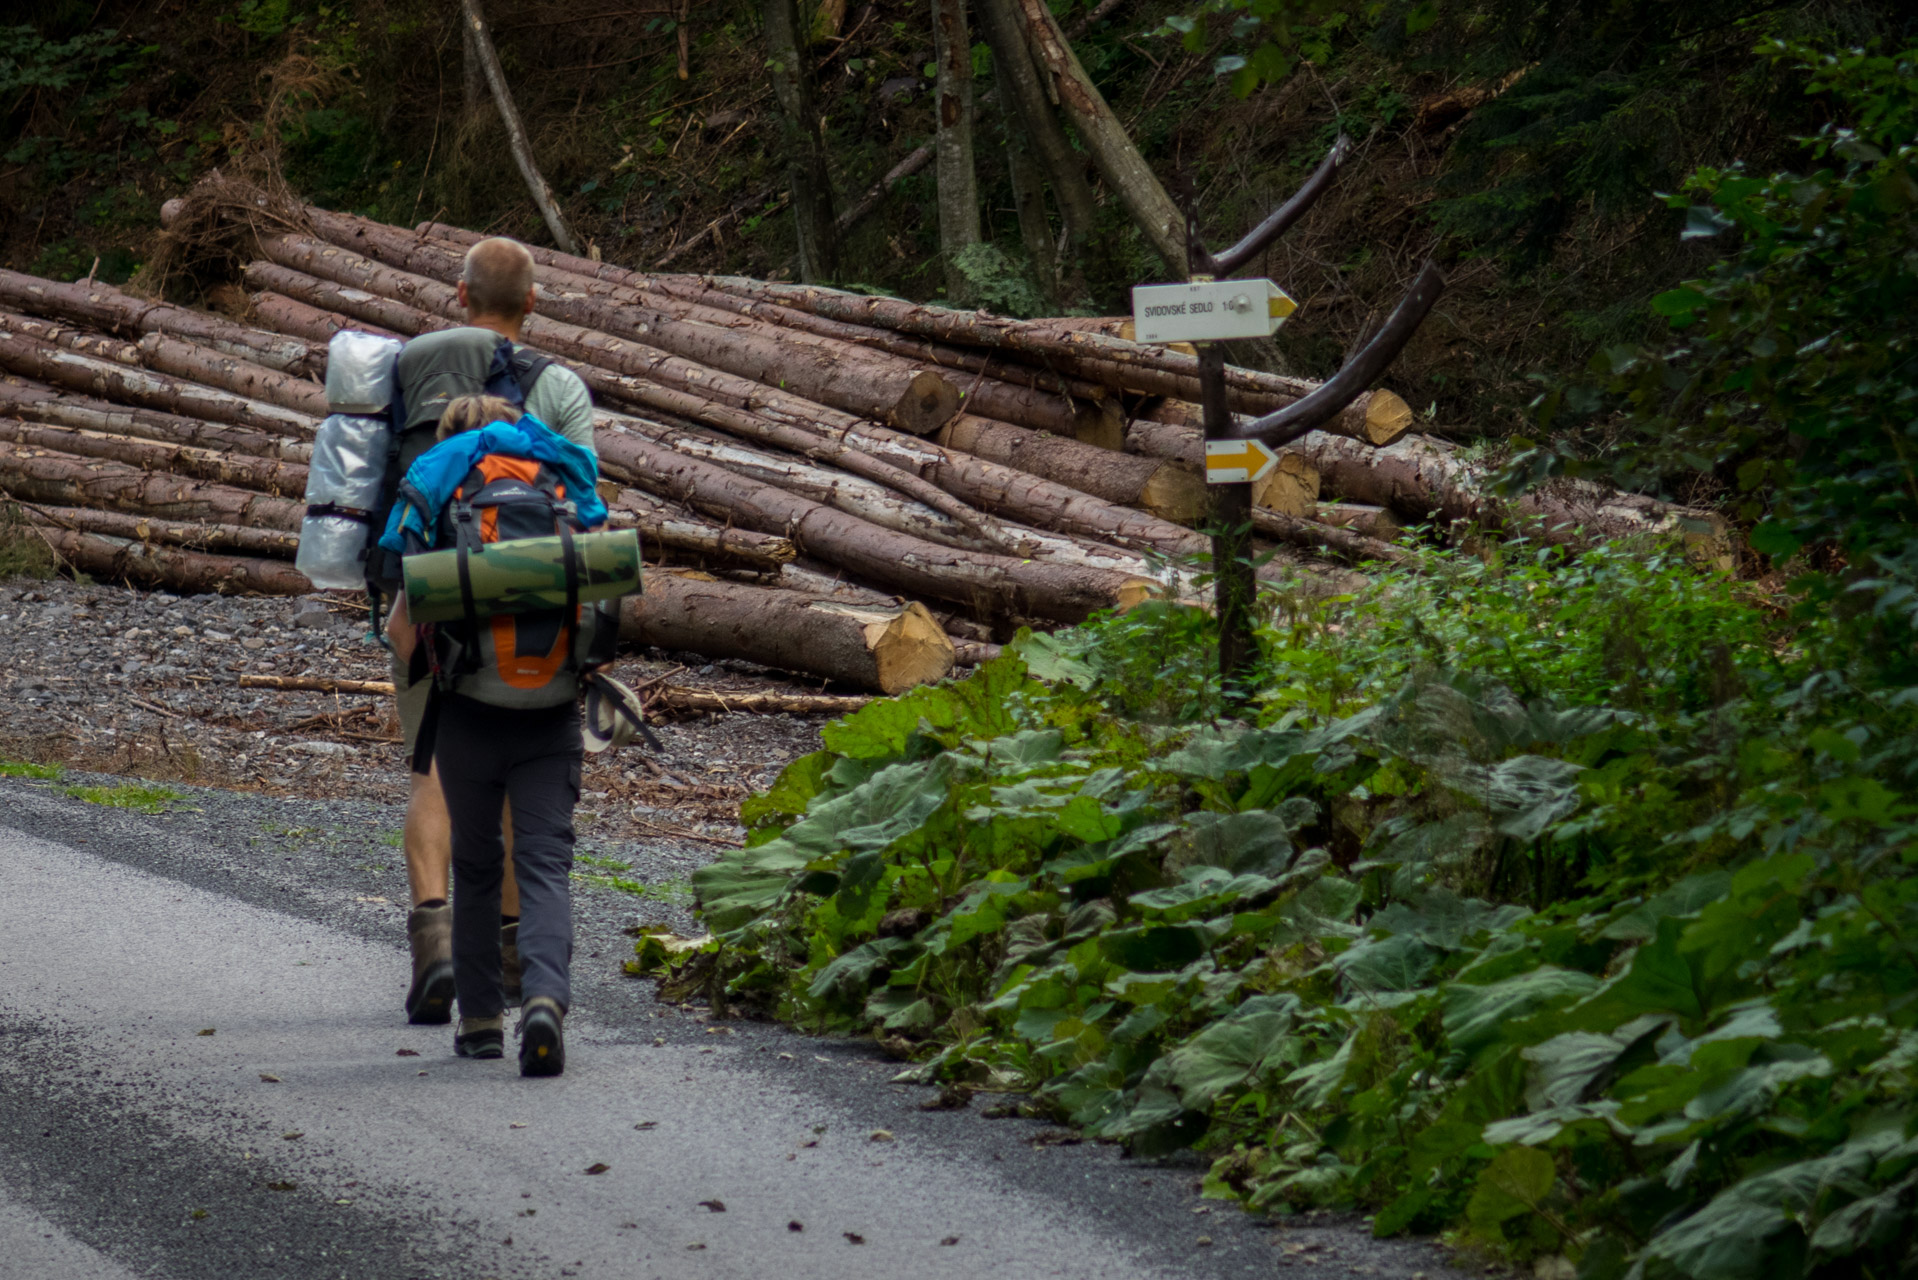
[1132,134,1447,705]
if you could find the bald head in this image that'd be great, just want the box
[461,237,536,322]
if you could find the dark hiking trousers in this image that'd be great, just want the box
[434,693,582,1019]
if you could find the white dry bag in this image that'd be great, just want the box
[295,331,404,589]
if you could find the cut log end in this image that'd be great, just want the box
[1254,452,1321,519]
[817,598,955,693]
[1071,398,1126,452]
[1113,577,1158,613]
[1359,390,1414,447]
[891,369,962,435]
[1136,462,1206,524]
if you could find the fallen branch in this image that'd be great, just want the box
[239,675,398,695]
[648,685,873,715]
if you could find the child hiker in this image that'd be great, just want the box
[380,393,620,1076]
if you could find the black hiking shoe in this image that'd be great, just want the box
[519,997,565,1078]
[406,903,455,1025]
[455,1016,505,1059]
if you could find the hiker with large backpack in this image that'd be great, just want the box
[377,238,596,1027]
[380,393,638,1075]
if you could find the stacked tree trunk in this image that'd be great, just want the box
[0,184,1723,695]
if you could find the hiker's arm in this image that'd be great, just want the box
[385,594,416,663]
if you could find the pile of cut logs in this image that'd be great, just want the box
[0,182,1720,695]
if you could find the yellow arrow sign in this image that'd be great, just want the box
[1205,438,1279,485]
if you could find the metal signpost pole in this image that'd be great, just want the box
[1198,341,1256,697]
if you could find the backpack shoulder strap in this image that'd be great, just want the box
[509,346,554,396]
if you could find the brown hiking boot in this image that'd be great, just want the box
[501,921,522,1007]
[406,903,455,1025]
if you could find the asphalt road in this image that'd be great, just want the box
[0,776,1479,1280]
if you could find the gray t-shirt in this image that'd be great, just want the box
[523,360,595,456]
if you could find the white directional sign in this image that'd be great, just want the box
[1204,438,1279,485]
[1131,279,1297,344]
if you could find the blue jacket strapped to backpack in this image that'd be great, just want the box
[378,415,607,554]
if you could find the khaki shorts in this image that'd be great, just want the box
[392,644,432,757]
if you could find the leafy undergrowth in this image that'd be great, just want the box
[647,540,1918,1279]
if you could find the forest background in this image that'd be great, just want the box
[1,0,1905,441]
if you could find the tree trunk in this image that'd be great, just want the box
[999,91,1060,310]
[1130,395,1410,454]
[597,271,1121,442]
[264,231,961,434]
[593,427,1154,622]
[1316,501,1401,541]
[0,310,328,419]
[1251,506,1411,567]
[413,214,1115,436]
[682,277,1414,439]
[605,487,798,571]
[835,145,934,237]
[762,0,837,281]
[30,524,313,595]
[248,240,1221,563]
[0,332,317,439]
[0,377,313,463]
[459,0,579,254]
[934,413,1203,522]
[599,413,998,551]
[951,638,1002,666]
[245,264,457,340]
[0,269,322,375]
[0,440,304,530]
[1006,0,1185,273]
[461,16,486,115]
[931,0,982,301]
[19,503,302,558]
[0,418,308,495]
[974,0,1097,281]
[306,214,971,432]
[622,572,953,693]
[1291,430,1733,562]
[248,291,403,345]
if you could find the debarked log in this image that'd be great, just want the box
[604,488,797,572]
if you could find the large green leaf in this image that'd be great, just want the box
[1444,967,1601,1058]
